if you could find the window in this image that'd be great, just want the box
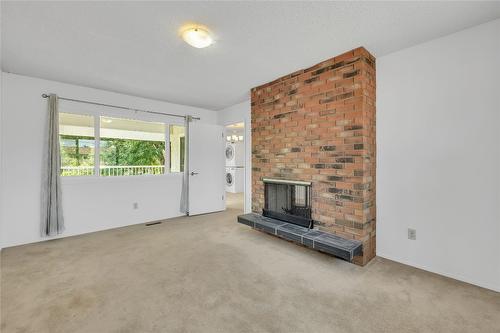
[100,117,166,176]
[169,125,185,173]
[58,112,185,177]
[59,113,95,176]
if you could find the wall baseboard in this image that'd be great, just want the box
[376,251,500,293]
[1,214,185,249]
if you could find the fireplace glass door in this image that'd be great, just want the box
[263,179,313,228]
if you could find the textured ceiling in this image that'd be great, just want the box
[2,1,500,110]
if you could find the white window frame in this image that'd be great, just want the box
[94,115,100,177]
[59,107,186,179]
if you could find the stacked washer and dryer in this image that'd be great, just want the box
[225,141,244,193]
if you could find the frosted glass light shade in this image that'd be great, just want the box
[182,27,213,48]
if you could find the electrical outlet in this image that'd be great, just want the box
[408,228,416,240]
[133,202,139,210]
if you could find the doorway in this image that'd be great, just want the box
[224,122,245,211]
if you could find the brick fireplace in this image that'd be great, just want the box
[251,47,376,265]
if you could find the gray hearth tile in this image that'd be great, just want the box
[276,223,310,243]
[315,233,360,251]
[254,222,278,235]
[352,244,363,257]
[237,213,287,235]
[278,223,309,234]
[313,233,361,261]
[302,238,314,248]
[313,241,352,261]
[237,215,255,228]
[302,230,323,248]
[236,214,362,262]
[304,230,323,238]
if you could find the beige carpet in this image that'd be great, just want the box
[1,197,499,333]
[226,191,244,210]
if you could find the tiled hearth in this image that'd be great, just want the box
[238,213,362,262]
[245,47,376,265]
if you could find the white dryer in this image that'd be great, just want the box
[225,142,244,167]
[225,166,244,193]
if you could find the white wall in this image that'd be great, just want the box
[0,4,3,250]
[0,73,217,248]
[217,100,252,213]
[377,19,500,291]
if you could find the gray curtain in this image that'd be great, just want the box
[41,94,64,236]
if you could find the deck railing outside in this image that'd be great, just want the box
[61,165,165,176]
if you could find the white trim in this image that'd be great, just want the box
[376,252,500,292]
[94,115,100,176]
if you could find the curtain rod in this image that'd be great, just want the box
[41,94,200,120]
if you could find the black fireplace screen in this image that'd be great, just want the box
[263,178,313,229]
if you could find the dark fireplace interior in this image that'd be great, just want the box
[263,178,313,229]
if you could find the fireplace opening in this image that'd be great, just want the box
[263,178,313,229]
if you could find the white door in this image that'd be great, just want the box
[188,122,225,215]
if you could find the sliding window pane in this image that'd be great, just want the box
[100,117,166,176]
[59,113,95,176]
[169,125,185,173]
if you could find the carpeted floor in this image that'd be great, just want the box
[226,191,244,210]
[1,194,499,333]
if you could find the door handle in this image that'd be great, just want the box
[190,172,199,176]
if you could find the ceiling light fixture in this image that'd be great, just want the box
[181,26,213,48]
